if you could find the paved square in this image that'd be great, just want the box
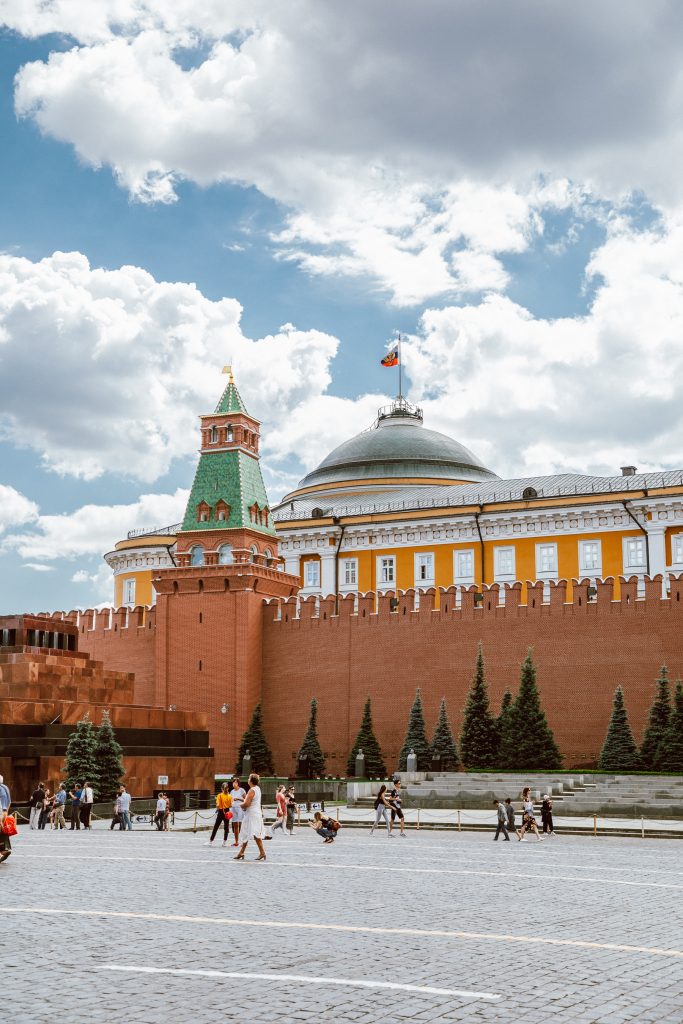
[2,826,683,1023]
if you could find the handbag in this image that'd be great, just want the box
[2,815,17,836]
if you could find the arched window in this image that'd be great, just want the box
[250,545,258,561]
[210,425,218,444]
[264,547,272,565]
[196,501,210,523]
[215,500,229,522]
[218,544,233,565]
[190,545,205,566]
[227,426,233,442]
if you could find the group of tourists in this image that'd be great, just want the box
[26,780,94,830]
[493,788,556,841]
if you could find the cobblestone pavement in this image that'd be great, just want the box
[2,826,683,1024]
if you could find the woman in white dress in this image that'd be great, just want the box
[234,773,267,861]
[230,777,246,847]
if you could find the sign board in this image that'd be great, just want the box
[157,775,169,786]
[311,801,322,811]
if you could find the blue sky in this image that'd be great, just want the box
[1,3,682,613]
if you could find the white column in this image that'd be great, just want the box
[646,524,668,595]
[320,552,337,596]
[284,554,301,578]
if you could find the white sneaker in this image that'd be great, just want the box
[204,841,214,846]
[400,832,406,837]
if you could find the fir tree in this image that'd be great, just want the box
[94,710,124,801]
[640,666,671,770]
[63,714,99,791]
[234,703,274,776]
[459,645,498,769]
[346,698,386,778]
[500,650,563,771]
[297,698,326,777]
[430,697,460,771]
[658,680,683,772]
[494,689,513,761]
[598,686,643,772]
[398,688,432,771]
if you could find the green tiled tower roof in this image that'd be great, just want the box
[214,380,248,415]
[182,450,276,536]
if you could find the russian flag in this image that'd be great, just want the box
[381,348,399,367]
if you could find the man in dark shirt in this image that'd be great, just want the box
[69,783,83,830]
[493,799,510,840]
[29,782,45,830]
[504,798,516,835]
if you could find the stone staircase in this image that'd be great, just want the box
[350,772,683,818]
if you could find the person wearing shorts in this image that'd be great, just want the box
[387,779,406,836]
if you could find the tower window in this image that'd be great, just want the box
[227,426,233,442]
[250,544,258,562]
[196,502,211,523]
[218,544,233,565]
[264,547,273,565]
[190,545,205,566]
[304,560,320,588]
[210,425,218,444]
[124,578,136,605]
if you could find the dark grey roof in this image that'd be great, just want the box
[293,421,497,491]
[273,470,683,522]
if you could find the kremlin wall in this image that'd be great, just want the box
[14,371,683,789]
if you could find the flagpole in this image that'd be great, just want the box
[398,333,402,400]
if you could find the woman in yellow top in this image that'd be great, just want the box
[206,782,232,847]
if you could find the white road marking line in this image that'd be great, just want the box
[93,964,500,1001]
[17,853,683,891]
[3,906,682,960]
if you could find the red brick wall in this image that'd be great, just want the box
[261,577,683,772]
[54,607,158,706]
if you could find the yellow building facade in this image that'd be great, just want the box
[104,394,683,604]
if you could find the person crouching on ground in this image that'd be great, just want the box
[309,811,336,844]
[493,799,510,840]
[541,794,555,836]
[517,787,543,842]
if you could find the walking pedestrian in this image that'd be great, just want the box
[230,777,246,846]
[68,782,83,830]
[308,811,337,843]
[163,792,171,830]
[504,797,515,835]
[387,778,406,836]
[370,785,393,836]
[52,784,67,830]
[29,782,45,830]
[541,795,555,837]
[155,794,166,831]
[80,780,94,829]
[493,799,510,840]
[118,785,133,831]
[206,783,232,846]
[233,773,266,861]
[110,791,123,830]
[38,788,52,830]
[517,787,543,842]
[285,787,296,835]
[265,785,287,839]
[0,774,12,863]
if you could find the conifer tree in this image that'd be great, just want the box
[63,714,99,791]
[346,698,386,778]
[94,710,124,801]
[297,698,326,777]
[398,688,432,771]
[494,689,513,761]
[234,703,274,776]
[500,650,563,770]
[640,666,671,770]
[459,645,498,769]
[658,680,683,773]
[598,686,642,772]
[430,697,460,771]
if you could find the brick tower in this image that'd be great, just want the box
[153,369,299,772]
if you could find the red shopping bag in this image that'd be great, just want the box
[2,815,17,836]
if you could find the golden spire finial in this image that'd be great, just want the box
[222,365,234,384]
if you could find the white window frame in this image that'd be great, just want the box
[579,539,602,576]
[671,533,683,566]
[123,578,136,605]
[623,536,647,572]
[304,560,321,589]
[376,555,396,589]
[535,542,558,578]
[454,548,475,584]
[340,558,358,589]
[494,545,516,581]
[414,551,435,587]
